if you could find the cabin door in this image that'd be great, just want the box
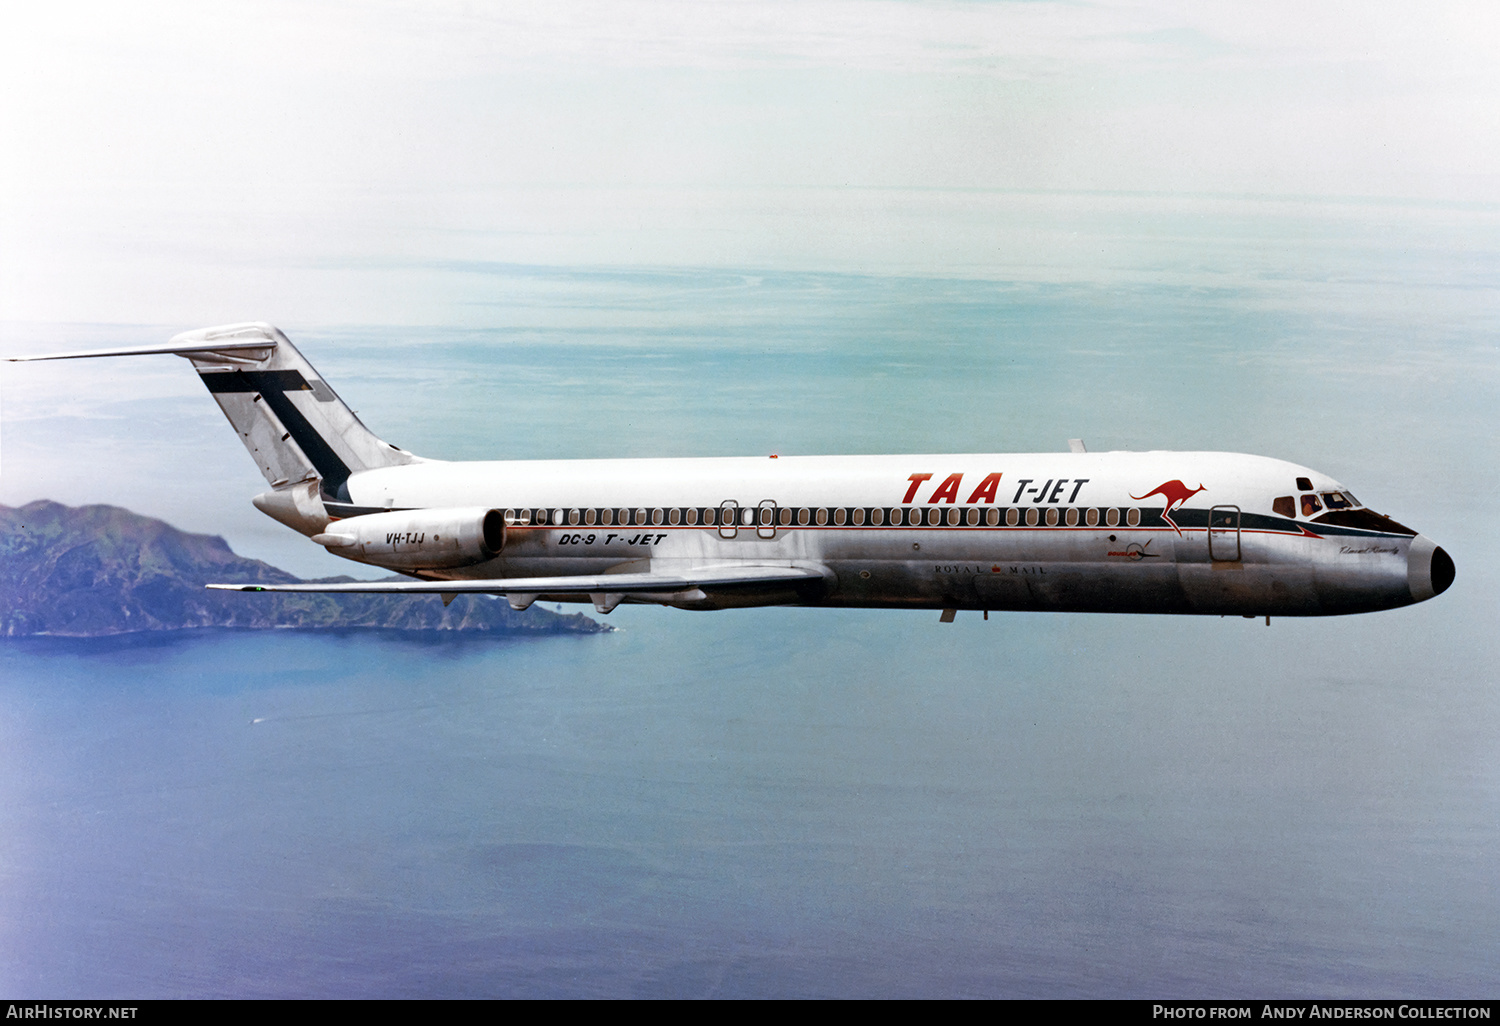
[718,500,739,539]
[757,499,778,539]
[1208,505,1241,562]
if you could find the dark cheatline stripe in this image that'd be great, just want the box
[201,370,353,501]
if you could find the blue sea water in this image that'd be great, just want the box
[2,199,1498,996]
[1,608,1496,998]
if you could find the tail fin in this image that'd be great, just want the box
[168,323,417,503]
[9,322,420,511]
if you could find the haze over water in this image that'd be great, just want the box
[3,202,1498,995]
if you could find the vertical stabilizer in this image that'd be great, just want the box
[8,323,421,526]
[170,323,419,504]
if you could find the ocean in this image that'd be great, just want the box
[1,195,1497,996]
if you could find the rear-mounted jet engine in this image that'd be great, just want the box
[313,507,507,570]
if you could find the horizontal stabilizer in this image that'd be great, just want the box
[7,339,276,362]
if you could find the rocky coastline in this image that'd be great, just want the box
[0,501,608,637]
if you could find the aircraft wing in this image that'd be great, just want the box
[207,564,829,613]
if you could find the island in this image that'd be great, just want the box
[0,500,609,637]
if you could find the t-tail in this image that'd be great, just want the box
[7,322,421,536]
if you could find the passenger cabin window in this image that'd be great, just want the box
[1106,508,1120,527]
[1300,493,1323,517]
[1272,496,1295,518]
[816,508,829,526]
[1007,508,1020,527]
[1126,508,1140,527]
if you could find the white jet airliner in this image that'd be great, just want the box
[10,322,1453,621]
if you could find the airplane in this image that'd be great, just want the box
[9,321,1453,621]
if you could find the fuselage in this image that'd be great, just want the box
[316,450,1451,616]
[13,323,1452,620]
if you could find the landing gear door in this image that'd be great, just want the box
[718,500,739,540]
[757,499,777,539]
[1209,505,1241,562]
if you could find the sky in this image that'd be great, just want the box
[2,0,1499,327]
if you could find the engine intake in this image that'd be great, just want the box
[313,507,506,569]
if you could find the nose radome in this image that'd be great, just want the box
[1407,535,1455,602]
[1431,545,1455,595]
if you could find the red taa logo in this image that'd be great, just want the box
[1130,479,1205,535]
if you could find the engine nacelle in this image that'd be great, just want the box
[313,507,506,570]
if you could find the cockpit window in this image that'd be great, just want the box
[1312,508,1416,536]
[1272,496,1295,518]
[1322,491,1353,510]
[1300,493,1323,517]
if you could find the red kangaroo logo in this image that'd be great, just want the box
[1130,479,1206,535]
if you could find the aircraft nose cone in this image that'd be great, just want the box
[1431,545,1456,595]
[1407,535,1455,602]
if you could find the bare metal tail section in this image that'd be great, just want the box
[8,322,421,535]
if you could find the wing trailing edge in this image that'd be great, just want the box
[207,564,832,613]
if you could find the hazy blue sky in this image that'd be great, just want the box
[3,1,1498,326]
